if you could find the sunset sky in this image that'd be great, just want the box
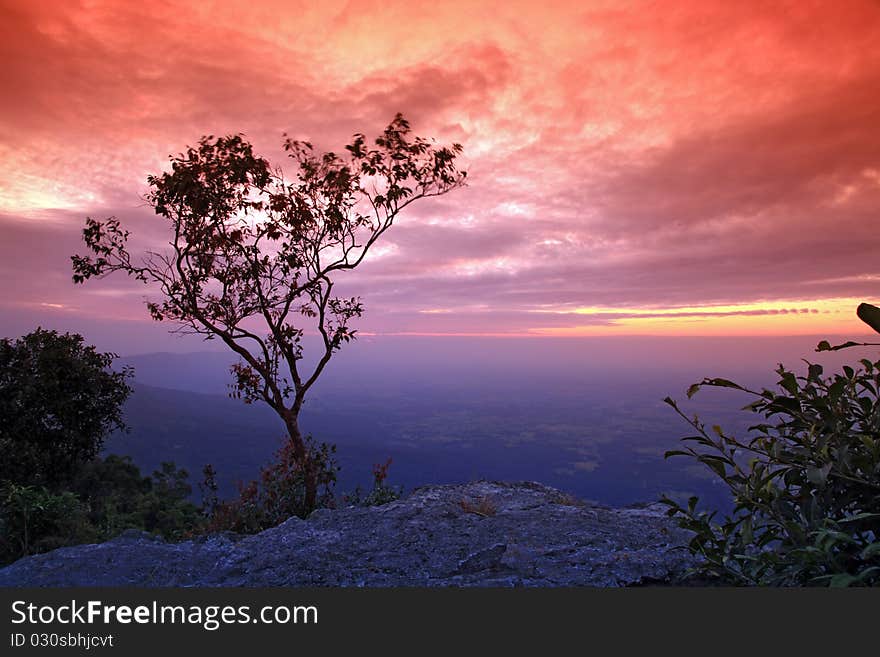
[1,0,879,347]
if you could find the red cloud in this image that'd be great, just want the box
[1,0,879,340]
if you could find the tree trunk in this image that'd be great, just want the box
[281,409,305,458]
[281,409,317,514]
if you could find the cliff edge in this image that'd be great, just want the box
[0,481,695,587]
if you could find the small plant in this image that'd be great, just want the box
[343,458,402,507]
[459,496,498,518]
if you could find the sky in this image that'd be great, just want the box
[1,0,879,349]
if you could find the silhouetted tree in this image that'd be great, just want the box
[0,328,132,488]
[72,114,466,511]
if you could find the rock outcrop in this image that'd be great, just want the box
[0,481,696,587]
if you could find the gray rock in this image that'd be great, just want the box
[0,481,696,587]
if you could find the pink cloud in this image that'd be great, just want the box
[1,0,879,340]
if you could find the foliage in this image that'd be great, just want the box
[662,357,880,586]
[0,328,132,488]
[343,458,402,507]
[0,329,198,565]
[203,448,403,534]
[816,302,880,351]
[199,463,221,520]
[859,302,880,334]
[0,455,201,565]
[203,436,339,534]
[72,114,466,514]
[0,482,92,563]
[72,456,202,541]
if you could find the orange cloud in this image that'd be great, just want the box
[1,0,879,338]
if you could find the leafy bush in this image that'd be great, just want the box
[0,482,93,563]
[0,455,202,565]
[139,462,204,539]
[203,436,339,534]
[71,456,201,541]
[662,357,880,586]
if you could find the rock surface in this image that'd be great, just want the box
[0,481,696,587]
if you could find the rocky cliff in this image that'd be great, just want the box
[0,481,696,586]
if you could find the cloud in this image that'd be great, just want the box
[2,0,879,340]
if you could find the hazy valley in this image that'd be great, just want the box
[105,335,865,510]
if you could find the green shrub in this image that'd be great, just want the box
[0,482,94,563]
[71,456,202,541]
[143,462,203,539]
[0,456,202,565]
[662,358,880,586]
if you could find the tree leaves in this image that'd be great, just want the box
[664,356,880,586]
[857,302,880,334]
[816,340,863,352]
[814,301,880,352]
[0,329,133,488]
